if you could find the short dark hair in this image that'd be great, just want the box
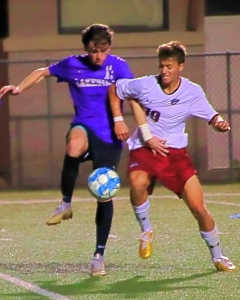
[157,41,187,64]
[81,23,114,47]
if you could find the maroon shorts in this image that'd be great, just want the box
[127,147,197,197]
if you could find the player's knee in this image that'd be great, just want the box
[66,146,80,157]
[66,139,87,157]
[129,172,149,190]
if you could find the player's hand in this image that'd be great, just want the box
[215,120,230,132]
[114,121,129,141]
[0,85,21,99]
[146,136,169,157]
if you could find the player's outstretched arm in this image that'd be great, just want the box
[108,84,129,141]
[0,67,50,99]
[129,99,169,156]
[210,115,230,132]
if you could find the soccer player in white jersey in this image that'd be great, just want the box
[109,41,236,272]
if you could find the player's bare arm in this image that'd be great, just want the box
[108,84,129,141]
[210,115,230,132]
[0,67,50,99]
[129,99,169,156]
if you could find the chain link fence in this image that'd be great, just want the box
[0,52,239,188]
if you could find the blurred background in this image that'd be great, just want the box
[0,0,240,188]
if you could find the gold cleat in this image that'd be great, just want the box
[46,204,73,226]
[214,256,237,272]
[139,230,154,259]
[90,254,106,277]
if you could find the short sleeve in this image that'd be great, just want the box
[114,58,134,80]
[116,78,144,100]
[189,83,217,121]
[48,57,71,82]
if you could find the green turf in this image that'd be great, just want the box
[0,184,239,299]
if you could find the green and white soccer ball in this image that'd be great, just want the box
[88,167,121,201]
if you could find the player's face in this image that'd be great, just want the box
[85,41,110,66]
[159,57,184,86]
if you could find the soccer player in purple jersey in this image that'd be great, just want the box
[109,41,236,272]
[0,24,133,276]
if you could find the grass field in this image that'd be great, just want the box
[0,183,240,300]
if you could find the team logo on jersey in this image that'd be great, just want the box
[76,78,112,87]
[129,163,138,168]
[170,98,180,105]
[104,65,114,80]
[75,64,114,87]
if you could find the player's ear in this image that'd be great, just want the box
[83,42,89,52]
[179,63,184,72]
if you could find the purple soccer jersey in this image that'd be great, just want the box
[49,54,133,144]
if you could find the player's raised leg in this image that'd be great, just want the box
[46,127,88,225]
[182,175,237,271]
[129,170,154,259]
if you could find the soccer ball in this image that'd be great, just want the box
[88,167,120,201]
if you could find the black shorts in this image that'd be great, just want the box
[67,123,122,170]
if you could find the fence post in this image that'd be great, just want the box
[226,51,234,181]
[45,59,54,187]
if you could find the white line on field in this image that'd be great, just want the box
[0,273,71,300]
[205,200,240,207]
[0,192,239,205]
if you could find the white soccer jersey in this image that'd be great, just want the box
[116,75,217,149]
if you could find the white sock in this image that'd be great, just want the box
[133,199,152,233]
[200,226,222,261]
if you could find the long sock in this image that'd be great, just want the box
[200,226,222,261]
[133,198,152,233]
[61,154,80,203]
[94,200,113,256]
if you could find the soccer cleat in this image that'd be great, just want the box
[139,230,154,259]
[214,256,237,272]
[46,203,72,226]
[90,254,106,276]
